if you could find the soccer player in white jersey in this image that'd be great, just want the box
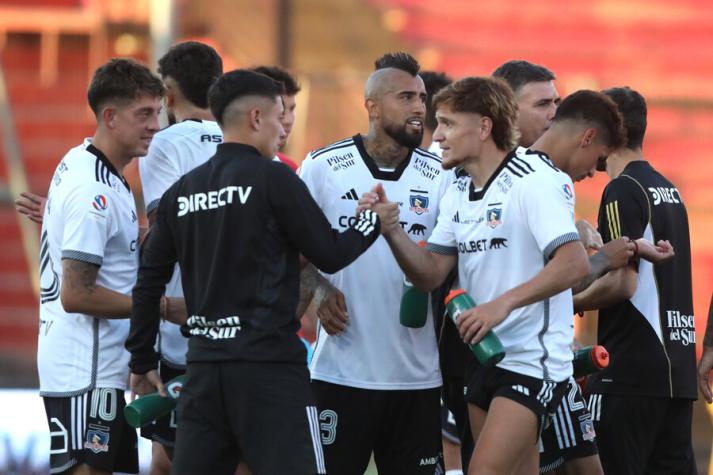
[38,58,163,475]
[298,52,450,474]
[359,76,598,475]
[136,40,223,473]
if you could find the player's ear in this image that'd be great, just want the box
[581,128,597,147]
[365,98,379,120]
[164,86,176,110]
[101,106,116,129]
[479,116,493,141]
[248,107,261,131]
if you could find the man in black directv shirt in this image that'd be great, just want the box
[574,87,697,475]
[126,70,380,475]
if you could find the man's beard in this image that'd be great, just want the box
[384,121,422,149]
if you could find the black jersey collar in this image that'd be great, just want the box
[216,142,262,157]
[86,143,130,192]
[469,149,518,201]
[353,134,412,181]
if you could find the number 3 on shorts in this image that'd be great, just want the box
[319,410,338,445]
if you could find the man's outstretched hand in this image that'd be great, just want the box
[15,191,47,224]
[358,183,400,235]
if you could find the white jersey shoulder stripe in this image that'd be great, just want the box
[413,147,442,163]
[309,138,355,159]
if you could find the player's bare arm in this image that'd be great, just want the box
[299,263,348,335]
[60,258,132,317]
[575,219,603,250]
[572,263,637,313]
[636,238,674,263]
[361,183,456,292]
[15,191,47,224]
[458,240,590,344]
[573,237,635,294]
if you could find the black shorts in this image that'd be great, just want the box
[465,363,568,437]
[442,374,474,469]
[172,361,324,475]
[140,362,184,447]
[311,380,443,475]
[587,393,696,475]
[539,378,598,473]
[43,388,138,474]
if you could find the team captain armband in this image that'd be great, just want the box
[352,209,379,237]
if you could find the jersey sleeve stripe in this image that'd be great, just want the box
[543,232,580,261]
[426,242,458,256]
[606,201,621,239]
[508,159,531,176]
[309,140,355,159]
[512,156,535,173]
[413,148,443,163]
[61,250,103,266]
[505,164,524,178]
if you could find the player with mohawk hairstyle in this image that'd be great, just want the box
[298,52,454,474]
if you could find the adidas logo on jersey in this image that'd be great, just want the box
[341,188,359,200]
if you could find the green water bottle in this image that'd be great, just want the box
[572,345,609,378]
[399,241,429,328]
[444,289,505,367]
[124,375,187,428]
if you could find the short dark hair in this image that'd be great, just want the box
[433,76,519,151]
[421,71,453,131]
[492,60,555,93]
[157,41,223,109]
[87,58,164,115]
[374,52,420,76]
[252,65,300,95]
[208,69,284,125]
[602,87,647,150]
[554,90,627,149]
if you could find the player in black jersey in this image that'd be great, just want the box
[574,87,697,475]
[127,70,380,475]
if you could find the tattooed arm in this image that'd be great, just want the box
[298,263,349,336]
[60,259,132,318]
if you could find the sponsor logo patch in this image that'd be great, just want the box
[562,183,574,200]
[92,194,108,211]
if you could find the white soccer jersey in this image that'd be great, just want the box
[301,135,452,390]
[427,141,442,157]
[38,139,139,396]
[139,119,222,367]
[428,147,579,382]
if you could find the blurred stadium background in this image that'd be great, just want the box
[0,0,711,473]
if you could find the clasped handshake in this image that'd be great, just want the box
[356,183,401,236]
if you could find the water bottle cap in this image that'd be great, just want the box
[444,289,467,305]
[592,345,609,369]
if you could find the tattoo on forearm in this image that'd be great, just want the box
[63,259,99,294]
[572,253,609,295]
[297,264,332,316]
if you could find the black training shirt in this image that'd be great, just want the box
[127,142,379,373]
